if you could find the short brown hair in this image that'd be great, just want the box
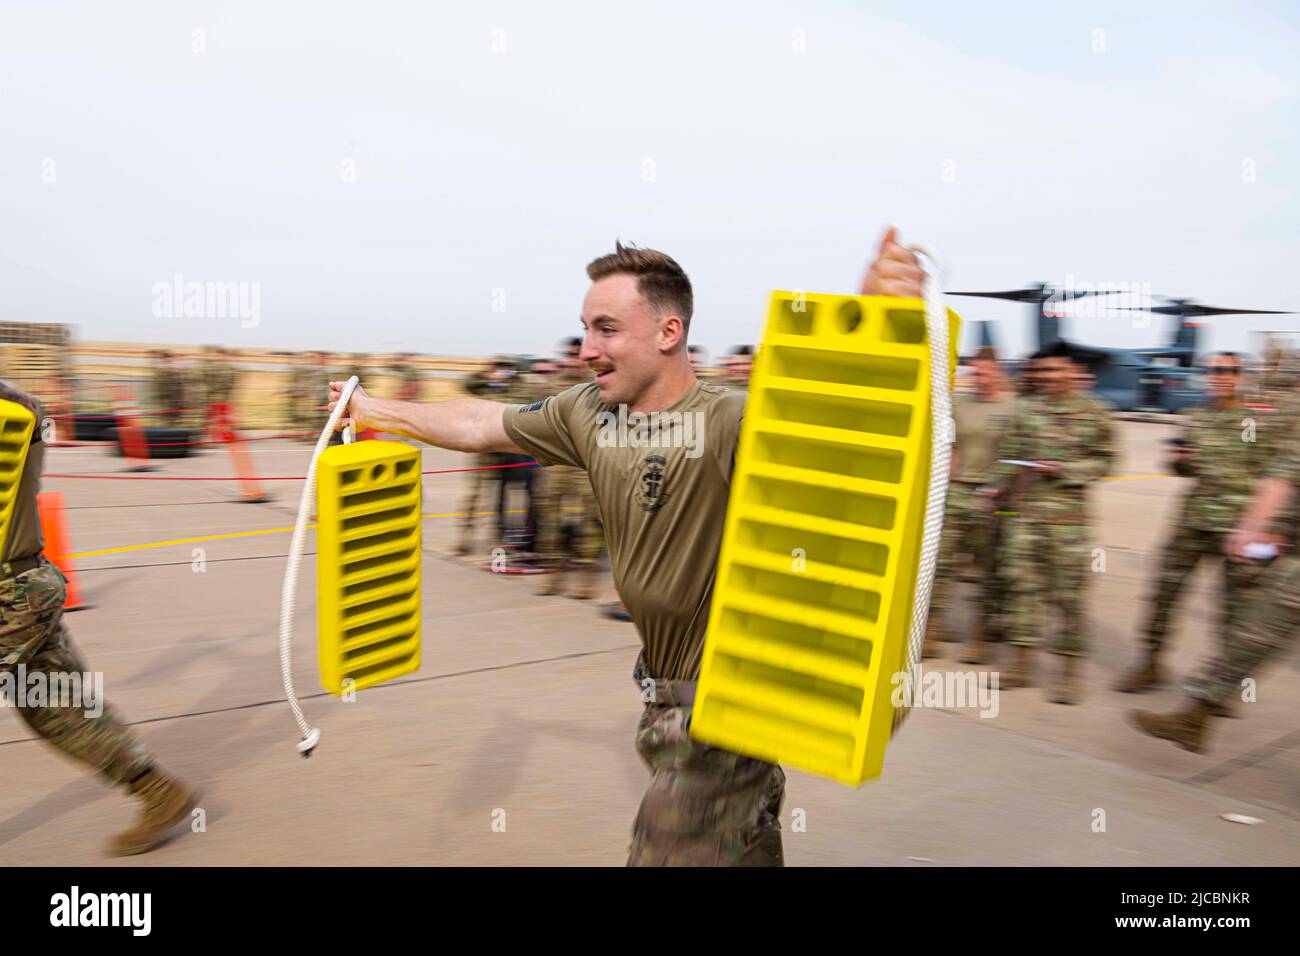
[586,242,693,329]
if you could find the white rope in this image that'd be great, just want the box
[901,248,955,716]
[279,375,359,757]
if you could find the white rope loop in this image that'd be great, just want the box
[900,247,954,727]
[279,375,359,757]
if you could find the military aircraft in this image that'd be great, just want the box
[948,284,1291,412]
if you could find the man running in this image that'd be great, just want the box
[329,228,925,865]
[0,380,198,855]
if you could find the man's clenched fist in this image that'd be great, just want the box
[328,380,371,430]
[861,225,926,299]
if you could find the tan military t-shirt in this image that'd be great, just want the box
[953,392,1017,485]
[3,402,45,563]
[503,380,744,681]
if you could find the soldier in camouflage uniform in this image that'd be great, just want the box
[149,349,186,427]
[286,352,313,434]
[331,233,927,866]
[455,358,517,555]
[1258,342,1299,408]
[390,353,423,402]
[0,380,197,855]
[718,345,753,392]
[986,344,1115,704]
[195,345,239,435]
[1015,354,1041,398]
[1115,353,1271,697]
[288,351,338,438]
[531,340,601,599]
[1132,398,1300,753]
[929,348,1017,663]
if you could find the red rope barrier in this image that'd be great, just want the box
[41,460,539,481]
[48,405,212,420]
[50,431,319,448]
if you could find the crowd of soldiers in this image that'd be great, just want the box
[146,346,242,430]
[283,352,423,435]
[145,347,425,436]
[928,341,1298,754]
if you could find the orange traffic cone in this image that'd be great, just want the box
[37,491,85,611]
[110,384,151,471]
[213,404,269,503]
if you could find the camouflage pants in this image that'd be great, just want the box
[1186,555,1300,708]
[533,467,600,570]
[0,558,153,785]
[1141,524,1265,653]
[1004,520,1092,656]
[627,703,786,867]
[932,483,1010,638]
[152,385,184,427]
[457,456,501,540]
[288,393,316,438]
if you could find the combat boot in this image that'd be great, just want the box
[1048,655,1083,705]
[1112,650,1162,693]
[1129,700,1214,754]
[1001,645,1036,688]
[921,621,946,659]
[107,770,199,856]
[928,620,953,642]
[569,567,596,601]
[959,631,992,665]
[1206,699,1239,719]
[536,570,565,597]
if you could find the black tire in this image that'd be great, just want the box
[105,426,199,459]
[67,414,119,442]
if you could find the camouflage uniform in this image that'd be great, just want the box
[992,393,1115,656]
[456,368,508,552]
[932,482,1009,637]
[0,387,153,785]
[627,656,784,867]
[197,357,238,408]
[150,365,186,427]
[932,393,1019,640]
[1185,405,1300,708]
[1140,403,1272,654]
[288,358,340,438]
[1,559,154,784]
[195,354,239,432]
[495,373,543,553]
[285,363,312,434]
[529,371,601,573]
[1258,346,1299,408]
[392,363,423,403]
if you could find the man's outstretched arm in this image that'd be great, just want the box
[327,381,525,454]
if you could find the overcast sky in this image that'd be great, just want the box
[2,0,1297,360]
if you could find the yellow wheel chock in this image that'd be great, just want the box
[690,292,959,785]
